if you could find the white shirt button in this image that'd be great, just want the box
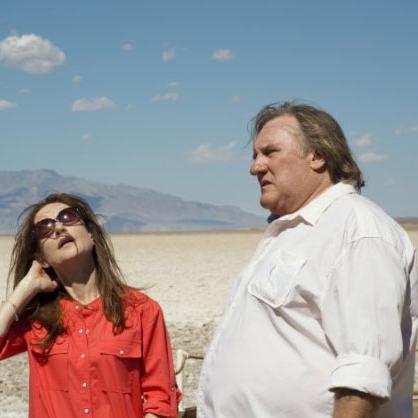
[82,382,87,388]
[78,329,84,334]
[84,408,89,414]
[75,305,80,310]
[119,350,125,355]
[80,353,86,359]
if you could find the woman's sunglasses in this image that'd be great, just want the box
[33,207,83,239]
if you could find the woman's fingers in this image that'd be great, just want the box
[27,260,59,292]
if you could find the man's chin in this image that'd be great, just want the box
[259,196,276,212]
[260,196,284,217]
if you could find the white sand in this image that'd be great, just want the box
[0,230,263,413]
[1,227,417,415]
[111,230,263,326]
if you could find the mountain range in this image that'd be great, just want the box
[0,169,266,234]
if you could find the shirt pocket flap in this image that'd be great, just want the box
[30,340,69,356]
[248,249,306,309]
[29,340,69,391]
[100,339,142,358]
[98,339,142,393]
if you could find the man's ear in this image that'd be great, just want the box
[34,253,50,268]
[309,152,326,171]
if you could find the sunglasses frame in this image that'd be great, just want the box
[32,207,84,240]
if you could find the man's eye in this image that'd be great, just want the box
[265,149,277,155]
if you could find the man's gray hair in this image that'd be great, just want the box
[251,101,365,190]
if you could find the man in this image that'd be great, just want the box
[197,102,417,418]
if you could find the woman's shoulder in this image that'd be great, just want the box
[124,288,161,311]
[123,289,166,328]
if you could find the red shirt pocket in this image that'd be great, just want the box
[97,339,142,393]
[30,340,69,391]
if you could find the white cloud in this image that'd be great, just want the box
[151,92,179,102]
[354,134,372,147]
[168,81,179,87]
[162,48,175,62]
[359,152,387,163]
[189,142,242,163]
[395,125,418,136]
[81,133,92,140]
[231,95,243,103]
[211,48,234,61]
[71,97,115,112]
[72,75,82,83]
[0,99,16,110]
[122,43,133,51]
[0,33,65,74]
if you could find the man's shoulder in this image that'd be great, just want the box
[331,192,411,250]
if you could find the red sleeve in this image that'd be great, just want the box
[141,299,181,418]
[0,320,30,360]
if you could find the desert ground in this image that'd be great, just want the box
[0,226,417,417]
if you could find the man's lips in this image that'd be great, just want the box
[260,179,272,188]
[58,235,74,249]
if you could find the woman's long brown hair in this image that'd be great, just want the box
[8,193,129,348]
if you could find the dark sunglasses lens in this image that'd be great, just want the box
[57,208,81,225]
[34,219,55,239]
[34,208,82,239]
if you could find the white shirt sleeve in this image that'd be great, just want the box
[321,237,409,398]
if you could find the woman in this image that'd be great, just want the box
[0,193,180,418]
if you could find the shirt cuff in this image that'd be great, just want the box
[329,353,391,399]
[143,392,179,418]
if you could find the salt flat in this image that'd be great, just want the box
[0,227,417,416]
[0,230,263,325]
[0,230,263,414]
[2,228,417,325]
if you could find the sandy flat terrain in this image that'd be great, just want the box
[0,226,417,416]
[0,230,263,415]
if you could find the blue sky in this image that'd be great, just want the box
[1,0,417,217]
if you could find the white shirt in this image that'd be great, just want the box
[198,183,418,418]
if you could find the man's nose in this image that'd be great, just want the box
[250,159,266,176]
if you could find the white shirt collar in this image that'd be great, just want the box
[271,182,357,227]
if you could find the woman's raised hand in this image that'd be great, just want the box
[24,260,59,294]
[1,260,59,335]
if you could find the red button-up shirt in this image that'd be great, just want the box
[0,290,180,418]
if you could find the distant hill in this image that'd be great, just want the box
[397,217,418,231]
[0,169,266,234]
[397,217,418,225]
